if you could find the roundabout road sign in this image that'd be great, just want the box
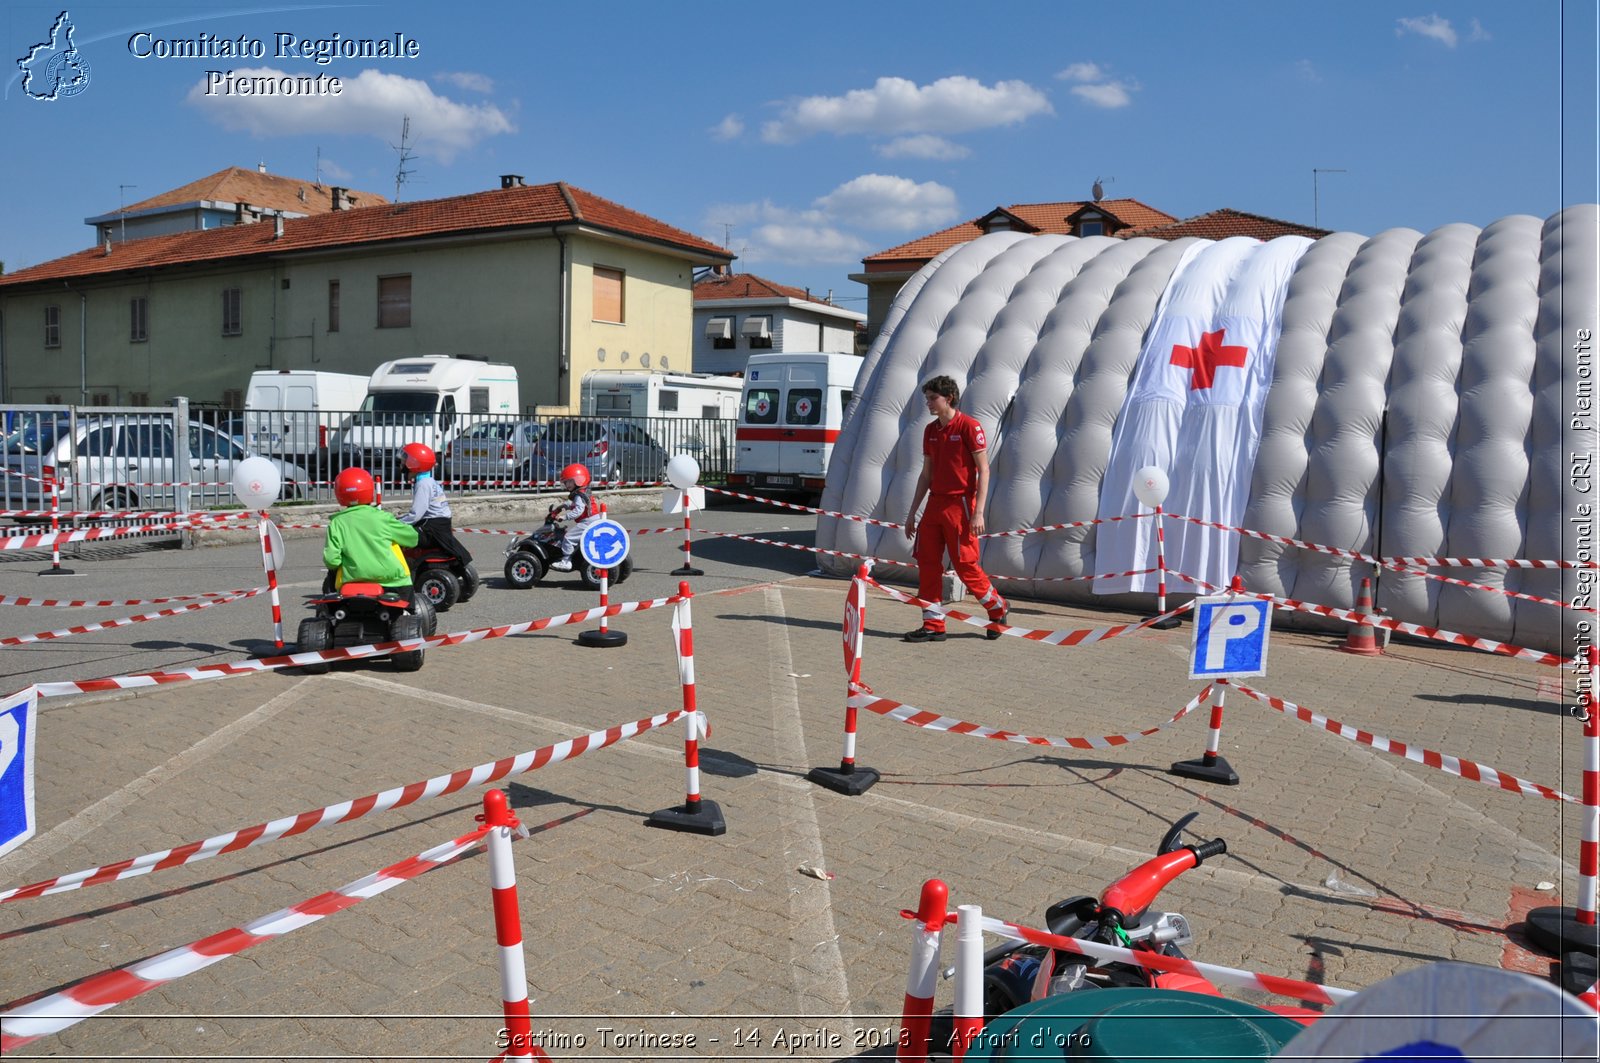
[579,519,631,571]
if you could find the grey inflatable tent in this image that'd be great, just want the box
[817,207,1598,654]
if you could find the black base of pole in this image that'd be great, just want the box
[646,798,726,836]
[807,763,881,796]
[1145,613,1182,630]
[671,566,704,577]
[1558,950,1599,996]
[250,644,288,659]
[576,629,628,648]
[1525,905,1600,957]
[37,567,78,576]
[1169,753,1240,785]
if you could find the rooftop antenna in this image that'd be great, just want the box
[391,116,417,201]
[1312,168,1347,228]
[1091,176,1109,201]
[314,146,323,187]
[117,183,136,242]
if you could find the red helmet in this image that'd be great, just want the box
[402,442,436,473]
[334,467,376,507]
[560,463,591,488]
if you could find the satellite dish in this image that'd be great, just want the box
[1092,177,1104,202]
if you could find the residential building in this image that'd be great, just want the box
[0,175,732,411]
[692,270,864,375]
[84,165,388,245]
[850,197,1327,345]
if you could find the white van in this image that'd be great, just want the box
[580,370,742,420]
[731,352,861,497]
[244,370,368,473]
[335,355,519,479]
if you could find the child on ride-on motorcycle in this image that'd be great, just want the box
[398,442,473,566]
[547,463,600,571]
[323,467,418,592]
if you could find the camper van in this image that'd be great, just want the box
[580,370,743,420]
[244,370,369,473]
[731,352,861,498]
[335,355,519,479]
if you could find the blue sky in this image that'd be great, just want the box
[3,1,1595,309]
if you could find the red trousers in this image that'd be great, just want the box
[915,494,1004,633]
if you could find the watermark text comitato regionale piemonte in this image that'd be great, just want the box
[127,29,422,96]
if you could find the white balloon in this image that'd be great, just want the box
[233,457,281,510]
[1132,465,1170,507]
[666,453,701,490]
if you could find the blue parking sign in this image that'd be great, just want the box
[0,687,39,860]
[1189,597,1271,680]
[579,519,631,571]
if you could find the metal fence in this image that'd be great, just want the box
[2,404,736,520]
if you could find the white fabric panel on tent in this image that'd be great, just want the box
[818,207,1598,653]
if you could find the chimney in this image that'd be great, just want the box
[500,174,525,189]
[102,233,112,256]
[330,186,350,211]
[274,214,285,239]
[257,160,267,174]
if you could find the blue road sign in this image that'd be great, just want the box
[0,686,39,860]
[1189,596,1271,680]
[580,518,631,571]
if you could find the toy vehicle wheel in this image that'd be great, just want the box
[389,614,424,671]
[457,562,482,602]
[411,593,438,636]
[613,556,635,585]
[296,618,334,675]
[504,551,543,588]
[578,558,626,590]
[417,567,461,611]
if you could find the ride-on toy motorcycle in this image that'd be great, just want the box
[503,518,634,590]
[406,544,481,612]
[296,582,437,674]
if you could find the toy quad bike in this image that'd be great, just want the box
[296,581,437,674]
[503,518,634,591]
[405,543,481,612]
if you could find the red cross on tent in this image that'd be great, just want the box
[1170,328,1249,391]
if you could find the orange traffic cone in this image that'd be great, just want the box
[1341,576,1383,656]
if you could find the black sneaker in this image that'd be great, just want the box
[986,610,1008,640]
[903,627,946,643]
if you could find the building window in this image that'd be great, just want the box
[1076,216,1105,237]
[592,266,624,323]
[44,305,61,348]
[223,388,244,407]
[378,274,411,328]
[328,280,341,332]
[130,297,148,342]
[222,288,242,336]
[705,315,735,349]
[129,391,149,406]
[742,314,773,350]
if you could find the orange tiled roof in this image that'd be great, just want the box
[3,182,731,287]
[1122,207,1330,241]
[694,272,819,304]
[864,198,1178,264]
[112,166,388,217]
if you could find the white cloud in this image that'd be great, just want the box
[1070,81,1136,109]
[710,113,744,141]
[435,71,494,94]
[761,75,1052,143]
[1294,59,1322,83]
[745,223,871,266]
[1468,18,1491,42]
[1396,14,1459,47]
[1056,62,1104,83]
[187,68,514,162]
[813,174,959,230]
[875,134,970,160]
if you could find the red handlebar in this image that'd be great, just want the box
[1099,848,1198,919]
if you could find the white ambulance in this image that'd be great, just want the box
[730,352,861,497]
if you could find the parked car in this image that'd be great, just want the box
[2,415,309,514]
[443,420,543,484]
[527,418,668,485]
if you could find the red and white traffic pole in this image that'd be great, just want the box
[1169,576,1241,785]
[577,502,628,649]
[950,904,985,1060]
[809,563,880,795]
[259,512,283,651]
[647,581,726,835]
[1146,502,1179,629]
[897,879,950,1063]
[671,489,703,577]
[39,474,74,576]
[481,789,540,1060]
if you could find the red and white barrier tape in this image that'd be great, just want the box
[1383,562,1578,610]
[863,574,1191,644]
[0,824,493,1050]
[0,589,260,647]
[978,914,1356,1007]
[0,517,246,551]
[846,684,1211,750]
[977,512,1151,540]
[985,566,1158,585]
[707,485,908,529]
[0,588,258,608]
[0,707,689,903]
[29,593,684,697]
[697,528,894,567]
[1227,681,1573,802]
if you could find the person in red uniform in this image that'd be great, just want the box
[903,375,1008,643]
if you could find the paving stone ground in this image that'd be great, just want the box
[0,501,1588,1061]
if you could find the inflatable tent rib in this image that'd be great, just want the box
[817,207,1597,653]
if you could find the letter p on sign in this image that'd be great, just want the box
[1189,597,1271,680]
